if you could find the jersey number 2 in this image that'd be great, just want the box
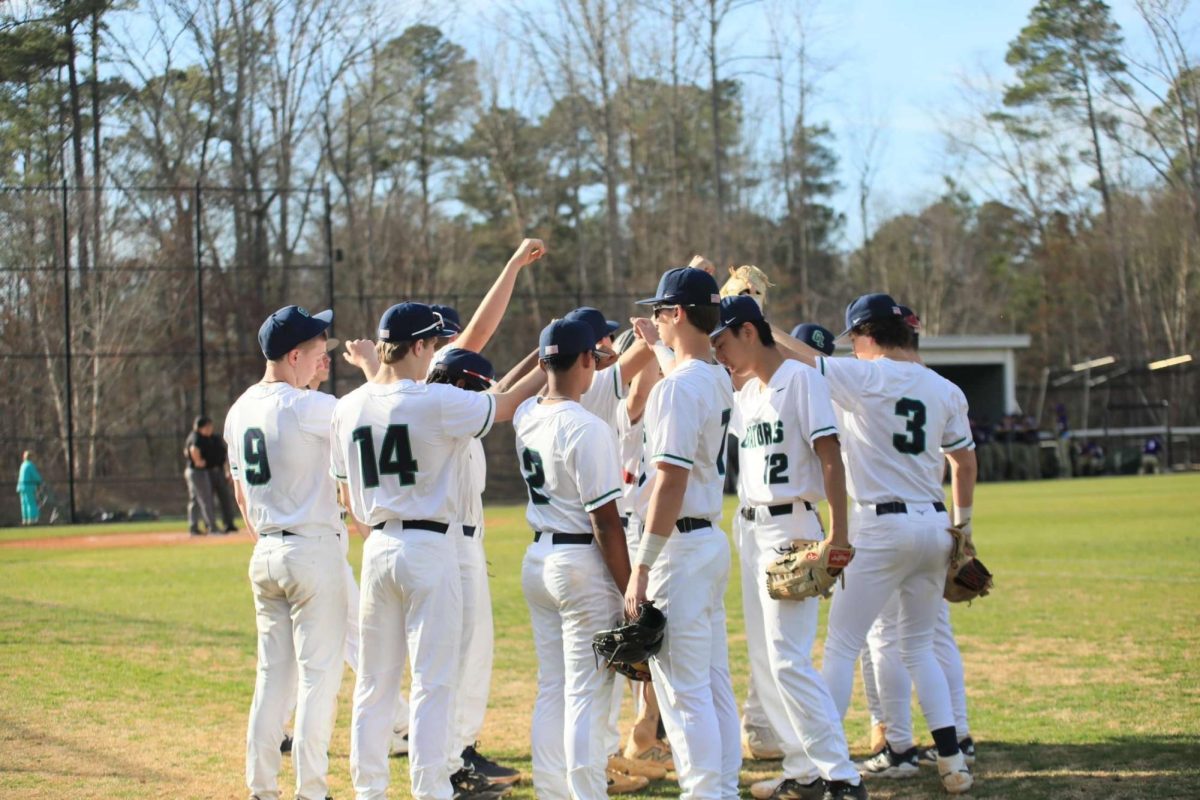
[352,425,418,487]
[520,448,551,505]
[892,398,927,455]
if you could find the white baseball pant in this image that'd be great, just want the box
[522,537,624,800]
[341,543,410,736]
[647,525,742,800]
[454,524,494,754]
[867,596,970,747]
[246,533,347,800]
[859,643,883,731]
[733,510,780,737]
[821,502,956,736]
[604,513,645,755]
[351,524,463,800]
[743,506,858,784]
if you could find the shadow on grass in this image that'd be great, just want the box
[0,713,180,786]
[0,595,247,650]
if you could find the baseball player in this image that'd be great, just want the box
[711,297,866,800]
[774,293,976,794]
[516,318,641,799]
[225,305,347,800]
[856,308,977,774]
[332,302,545,800]
[625,266,742,800]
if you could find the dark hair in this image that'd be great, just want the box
[682,305,720,334]
[746,319,775,347]
[194,415,212,430]
[854,316,914,350]
[428,366,489,393]
[540,352,584,373]
[377,337,437,365]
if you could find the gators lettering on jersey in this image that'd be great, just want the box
[225,383,343,537]
[816,356,973,504]
[731,360,839,507]
[330,380,495,526]
[643,359,734,523]
[513,398,623,534]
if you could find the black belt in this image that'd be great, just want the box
[463,525,477,538]
[534,532,595,545]
[676,517,711,533]
[739,502,813,520]
[271,531,338,539]
[372,519,450,534]
[875,501,946,516]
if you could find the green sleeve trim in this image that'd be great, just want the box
[652,452,695,465]
[809,425,838,441]
[475,394,496,438]
[584,487,622,510]
[942,435,969,450]
[818,356,826,375]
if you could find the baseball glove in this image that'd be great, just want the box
[944,524,993,603]
[592,601,666,682]
[720,264,775,302]
[765,540,855,601]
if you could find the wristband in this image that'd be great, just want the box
[634,532,669,569]
[953,505,972,526]
[652,343,676,374]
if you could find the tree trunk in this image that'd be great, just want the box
[708,0,725,264]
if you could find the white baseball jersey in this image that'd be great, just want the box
[643,358,734,522]
[616,401,646,517]
[816,356,973,503]
[224,382,342,537]
[330,379,495,526]
[731,359,839,506]
[424,346,488,527]
[580,364,626,430]
[513,398,623,533]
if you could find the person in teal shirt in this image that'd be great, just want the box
[17,451,43,525]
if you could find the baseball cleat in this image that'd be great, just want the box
[608,754,667,781]
[623,740,675,773]
[823,779,868,800]
[745,725,785,760]
[856,743,920,779]
[868,722,887,756]
[920,737,975,767]
[389,727,409,757]
[750,776,785,800]
[770,777,826,800]
[279,734,292,754]
[462,744,521,785]
[605,769,650,795]
[937,752,974,794]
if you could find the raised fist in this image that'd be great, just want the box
[688,254,716,275]
[512,238,546,268]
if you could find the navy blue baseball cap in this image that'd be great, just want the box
[564,307,620,341]
[790,323,836,356]
[430,304,462,333]
[539,319,598,359]
[710,295,765,339]
[636,267,722,307]
[378,302,457,343]
[258,305,333,360]
[839,293,904,337]
[436,349,495,385]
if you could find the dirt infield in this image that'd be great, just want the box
[0,530,249,551]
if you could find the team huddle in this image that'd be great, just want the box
[223,240,987,800]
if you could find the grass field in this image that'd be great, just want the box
[1,473,1198,799]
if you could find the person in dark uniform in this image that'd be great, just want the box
[202,422,239,533]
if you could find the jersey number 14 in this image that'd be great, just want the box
[352,425,418,487]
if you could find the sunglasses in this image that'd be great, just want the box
[652,305,680,319]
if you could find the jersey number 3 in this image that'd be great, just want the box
[520,448,551,505]
[352,425,418,487]
[893,398,927,455]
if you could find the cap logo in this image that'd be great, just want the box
[297,307,310,317]
[812,330,826,348]
[543,344,560,355]
[892,306,901,315]
[711,294,721,303]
